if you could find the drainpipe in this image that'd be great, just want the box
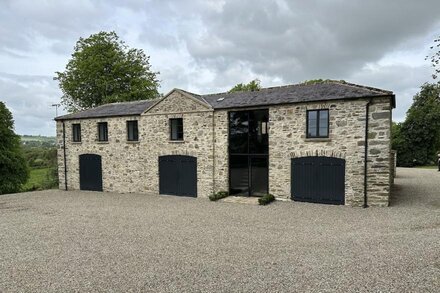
[62,121,68,191]
[212,112,216,194]
[363,100,371,208]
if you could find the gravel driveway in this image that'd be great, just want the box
[0,168,439,292]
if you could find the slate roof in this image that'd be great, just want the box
[54,99,158,121]
[55,81,394,120]
[199,81,394,109]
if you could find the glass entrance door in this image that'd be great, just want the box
[229,109,269,197]
[250,156,268,196]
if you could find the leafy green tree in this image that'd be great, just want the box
[426,35,440,80]
[229,79,261,92]
[0,102,29,194]
[392,83,440,166]
[300,79,347,85]
[56,31,160,112]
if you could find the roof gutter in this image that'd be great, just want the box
[363,99,372,208]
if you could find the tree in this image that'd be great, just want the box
[300,79,347,85]
[229,79,261,92]
[55,31,160,112]
[392,83,440,166]
[426,35,440,80]
[0,102,29,194]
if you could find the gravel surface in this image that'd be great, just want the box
[0,167,439,292]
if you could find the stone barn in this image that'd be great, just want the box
[55,81,395,206]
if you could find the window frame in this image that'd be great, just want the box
[169,118,184,141]
[97,122,108,142]
[306,109,329,138]
[72,123,81,142]
[126,120,139,142]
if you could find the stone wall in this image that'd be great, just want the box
[268,97,392,206]
[57,93,393,206]
[56,115,145,193]
[57,91,216,198]
[141,91,215,197]
[365,98,392,206]
[212,110,229,193]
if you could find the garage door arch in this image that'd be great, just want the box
[291,156,345,205]
[159,155,197,197]
[79,154,103,191]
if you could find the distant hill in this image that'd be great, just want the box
[20,135,56,148]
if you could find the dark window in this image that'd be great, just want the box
[307,109,329,138]
[229,111,249,153]
[127,120,139,141]
[228,109,269,197]
[229,110,268,154]
[98,122,108,141]
[170,118,183,141]
[72,124,81,142]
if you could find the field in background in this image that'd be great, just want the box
[22,168,55,191]
[20,135,58,191]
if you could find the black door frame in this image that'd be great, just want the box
[158,155,197,197]
[79,153,103,191]
[291,156,345,205]
[227,109,269,197]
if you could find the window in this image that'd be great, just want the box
[97,122,108,141]
[307,109,329,138]
[170,118,183,141]
[127,120,139,141]
[72,123,81,142]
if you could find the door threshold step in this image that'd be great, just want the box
[219,196,260,205]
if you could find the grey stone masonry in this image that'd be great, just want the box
[57,88,393,207]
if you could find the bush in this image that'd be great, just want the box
[258,194,275,205]
[209,191,229,201]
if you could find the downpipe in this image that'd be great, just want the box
[363,100,371,208]
[62,121,68,191]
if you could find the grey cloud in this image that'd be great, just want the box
[0,0,439,136]
[348,64,433,122]
[182,0,440,80]
[0,72,62,135]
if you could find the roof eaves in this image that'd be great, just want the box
[54,113,142,121]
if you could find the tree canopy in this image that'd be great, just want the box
[392,83,440,166]
[55,31,160,112]
[300,79,346,85]
[229,79,261,92]
[426,35,440,81]
[0,102,29,194]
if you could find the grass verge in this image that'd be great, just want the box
[22,167,57,191]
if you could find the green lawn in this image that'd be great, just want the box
[22,168,52,191]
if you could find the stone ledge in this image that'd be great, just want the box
[304,138,331,142]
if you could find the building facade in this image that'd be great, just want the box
[55,81,395,206]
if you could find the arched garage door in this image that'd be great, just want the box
[291,156,345,205]
[159,155,197,197]
[79,154,103,191]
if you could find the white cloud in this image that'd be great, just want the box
[0,0,439,135]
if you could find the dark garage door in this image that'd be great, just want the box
[291,156,345,205]
[79,154,103,191]
[159,155,197,197]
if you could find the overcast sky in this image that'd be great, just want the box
[1,0,439,136]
